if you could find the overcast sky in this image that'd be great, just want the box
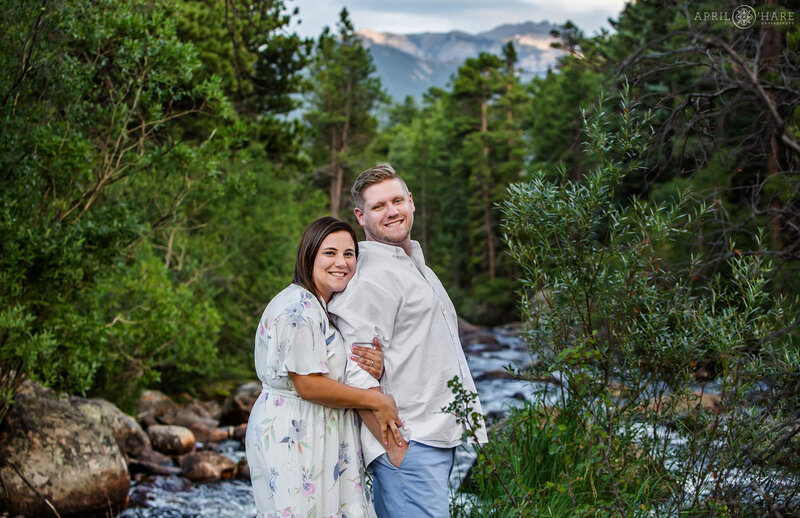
[287,0,630,38]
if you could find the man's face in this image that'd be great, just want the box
[355,178,415,247]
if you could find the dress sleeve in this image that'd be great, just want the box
[331,277,398,390]
[273,298,333,377]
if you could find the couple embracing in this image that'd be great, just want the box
[245,163,487,518]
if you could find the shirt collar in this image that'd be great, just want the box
[359,240,424,260]
[358,240,427,274]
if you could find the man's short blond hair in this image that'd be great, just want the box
[351,163,409,209]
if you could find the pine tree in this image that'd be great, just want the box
[450,53,506,280]
[305,8,387,216]
[176,0,311,160]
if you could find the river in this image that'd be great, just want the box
[116,324,537,517]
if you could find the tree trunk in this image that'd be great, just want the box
[329,127,340,215]
[763,21,783,250]
[480,95,496,280]
[506,80,514,148]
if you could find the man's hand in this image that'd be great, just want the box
[386,440,408,468]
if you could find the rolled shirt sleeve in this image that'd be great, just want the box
[332,278,397,390]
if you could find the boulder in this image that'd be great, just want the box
[178,451,237,482]
[0,381,130,517]
[128,448,180,477]
[182,398,221,420]
[160,407,219,429]
[188,422,231,443]
[461,329,500,347]
[128,458,181,477]
[232,422,248,440]
[498,321,524,335]
[137,390,179,428]
[646,389,723,414]
[140,393,232,443]
[136,447,174,466]
[71,397,150,458]
[147,425,195,455]
[457,316,482,336]
[219,381,261,426]
[236,457,250,480]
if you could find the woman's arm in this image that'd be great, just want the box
[289,372,403,447]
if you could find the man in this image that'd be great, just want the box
[329,163,487,518]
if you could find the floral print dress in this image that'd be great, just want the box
[245,284,376,518]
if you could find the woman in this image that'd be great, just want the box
[245,217,403,518]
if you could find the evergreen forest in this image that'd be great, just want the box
[1,0,799,515]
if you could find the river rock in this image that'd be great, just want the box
[129,448,180,477]
[498,321,524,335]
[179,451,237,482]
[160,407,220,429]
[646,390,722,414]
[184,399,222,420]
[219,381,261,426]
[72,397,150,458]
[128,475,193,507]
[0,381,130,517]
[189,422,232,443]
[158,407,236,443]
[148,424,195,455]
[475,369,515,382]
[137,390,179,428]
[137,447,174,466]
[236,457,250,480]
[457,316,483,336]
[128,458,182,477]
[461,329,500,347]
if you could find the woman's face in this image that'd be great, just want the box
[312,230,357,302]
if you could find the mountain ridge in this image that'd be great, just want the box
[357,21,564,101]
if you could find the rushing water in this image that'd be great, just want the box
[116,325,535,518]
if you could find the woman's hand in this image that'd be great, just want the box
[351,337,384,379]
[372,392,404,448]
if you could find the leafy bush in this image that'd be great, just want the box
[84,245,222,411]
[451,401,667,517]
[451,88,800,516]
[0,0,227,422]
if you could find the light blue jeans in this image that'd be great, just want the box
[369,441,455,518]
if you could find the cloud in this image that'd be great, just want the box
[288,0,626,38]
[345,0,536,14]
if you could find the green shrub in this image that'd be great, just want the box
[0,0,227,421]
[450,87,799,516]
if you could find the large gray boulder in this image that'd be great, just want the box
[0,381,130,517]
[71,397,150,458]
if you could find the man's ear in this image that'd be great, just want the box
[408,192,415,213]
[354,207,365,226]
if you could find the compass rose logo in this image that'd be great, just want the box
[732,5,756,29]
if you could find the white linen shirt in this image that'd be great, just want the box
[328,240,487,466]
